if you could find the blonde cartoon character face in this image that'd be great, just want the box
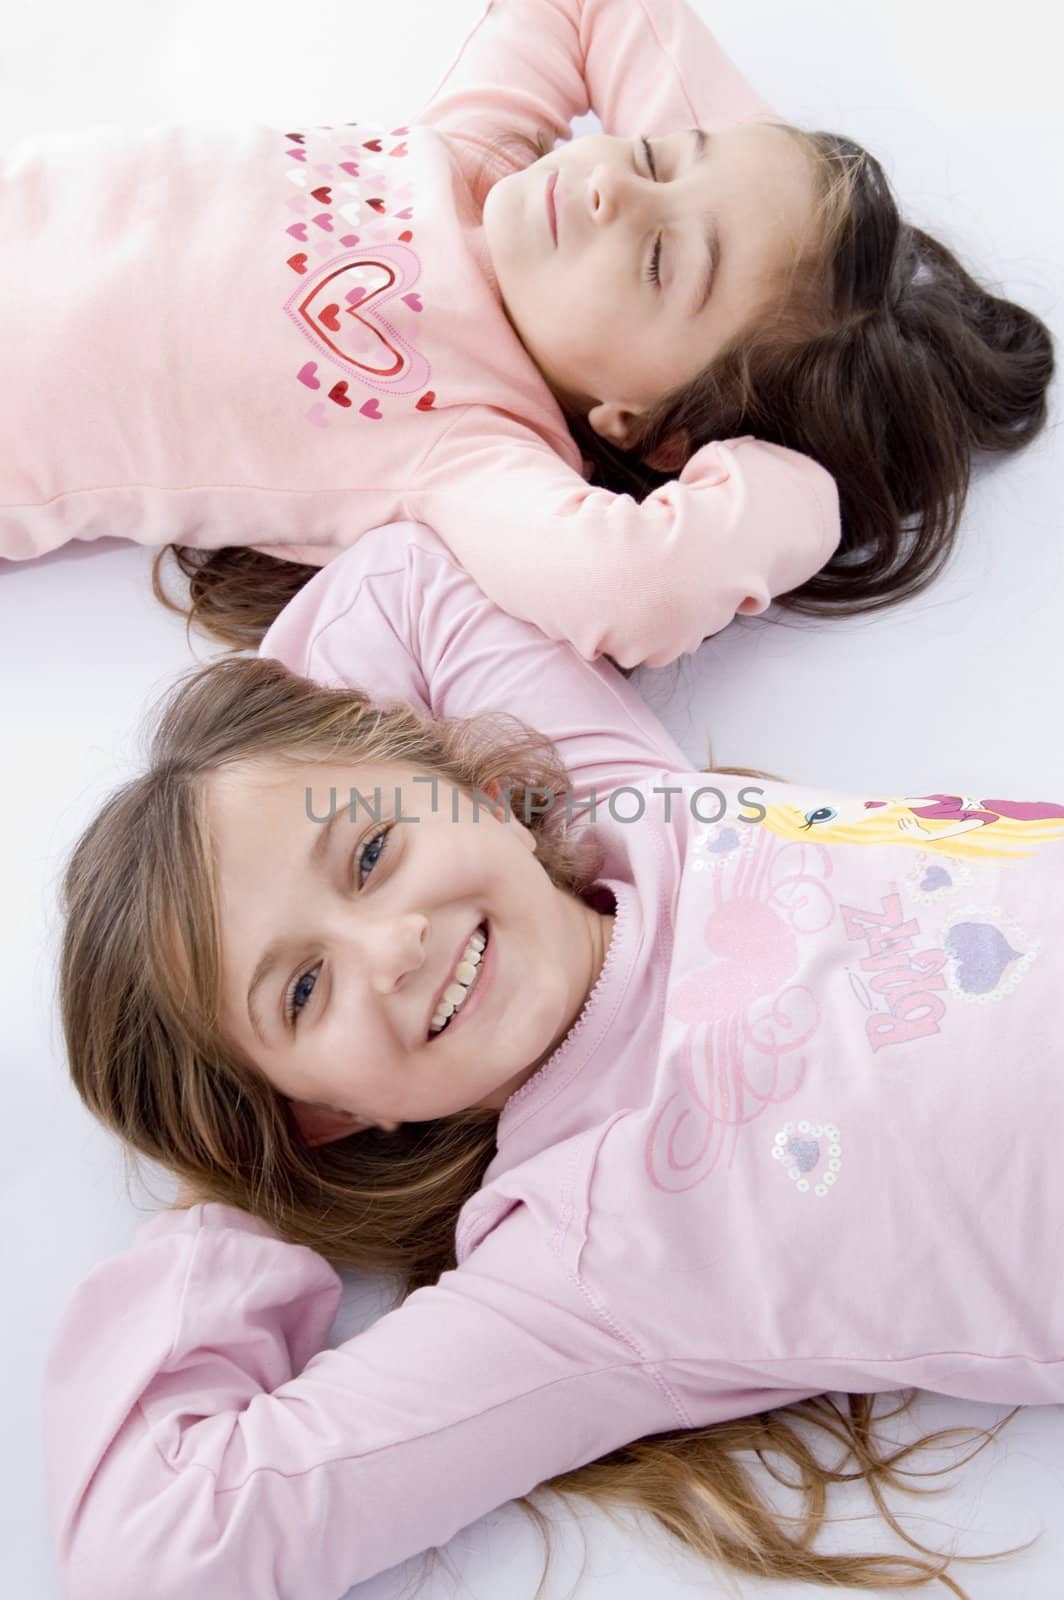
[757,786,912,846]
[754,783,1064,861]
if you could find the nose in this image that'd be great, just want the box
[338,911,428,998]
[585,161,655,228]
[368,913,428,994]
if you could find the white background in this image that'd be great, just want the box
[2,2,1062,1596]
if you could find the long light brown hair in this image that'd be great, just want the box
[57,653,1031,1597]
[151,119,1054,657]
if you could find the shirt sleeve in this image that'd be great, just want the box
[416,0,781,167]
[404,414,840,668]
[260,518,695,805]
[43,1202,669,1600]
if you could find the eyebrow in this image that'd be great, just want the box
[687,127,720,320]
[246,801,348,1046]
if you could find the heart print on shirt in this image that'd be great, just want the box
[279,124,436,426]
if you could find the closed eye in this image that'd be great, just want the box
[639,136,662,286]
[637,128,718,316]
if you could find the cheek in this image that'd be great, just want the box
[526,282,621,385]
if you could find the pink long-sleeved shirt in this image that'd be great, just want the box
[0,0,840,667]
[44,517,1064,1599]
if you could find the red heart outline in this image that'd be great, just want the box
[285,244,431,394]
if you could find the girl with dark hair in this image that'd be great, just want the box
[47,519,1057,1600]
[1,0,1053,666]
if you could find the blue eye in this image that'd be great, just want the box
[355,822,391,887]
[802,805,837,831]
[283,821,393,1027]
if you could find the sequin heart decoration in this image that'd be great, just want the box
[706,826,738,854]
[940,906,1036,1002]
[770,1119,842,1198]
[906,851,971,904]
[690,818,755,875]
[284,243,431,395]
[787,1137,820,1172]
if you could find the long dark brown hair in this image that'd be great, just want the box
[57,653,1032,1597]
[151,120,1055,656]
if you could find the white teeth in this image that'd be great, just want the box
[429,925,488,1036]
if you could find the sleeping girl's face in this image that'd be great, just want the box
[482,122,820,453]
[205,758,613,1145]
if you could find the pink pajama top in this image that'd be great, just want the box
[0,0,839,666]
[44,518,1064,1599]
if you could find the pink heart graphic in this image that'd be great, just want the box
[360,397,382,419]
[297,361,321,389]
[313,212,333,232]
[339,162,360,177]
[339,234,360,247]
[669,901,799,1026]
[401,293,422,312]
[285,243,431,392]
[286,223,308,241]
[390,126,409,136]
[394,208,413,220]
[288,149,307,162]
[307,402,328,427]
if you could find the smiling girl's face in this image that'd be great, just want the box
[482,122,821,450]
[206,758,614,1145]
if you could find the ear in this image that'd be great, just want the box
[479,778,535,849]
[289,1099,396,1146]
[586,401,689,474]
[585,399,645,452]
[481,778,538,852]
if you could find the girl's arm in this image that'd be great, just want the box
[260,517,695,803]
[43,1199,672,1600]
[406,413,840,667]
[412,1,837,665]
[417,0,780,170]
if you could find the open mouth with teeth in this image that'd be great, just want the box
[428,921,490,1039]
